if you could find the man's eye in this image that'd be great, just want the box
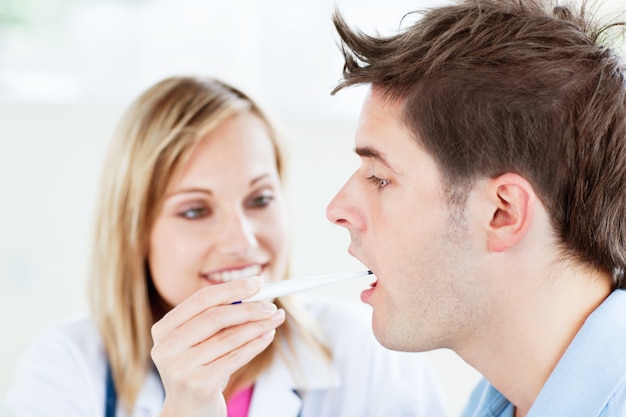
[367,175,391,189]
[248,194,275,208]
[181,207,209,219]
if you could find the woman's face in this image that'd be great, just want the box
[148,111,290,307]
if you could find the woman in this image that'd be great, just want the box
[7,76,448,417]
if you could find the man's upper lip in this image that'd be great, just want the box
[348,248,367,268]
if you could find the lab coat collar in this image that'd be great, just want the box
[249,333,341,417]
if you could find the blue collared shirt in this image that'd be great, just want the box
[461,289,626,417]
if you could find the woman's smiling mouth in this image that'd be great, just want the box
[203,264,264,284]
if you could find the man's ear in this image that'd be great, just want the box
[486,173,536,253]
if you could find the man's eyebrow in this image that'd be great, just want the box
[355,146,398,174]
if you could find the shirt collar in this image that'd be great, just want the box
[529,289,626,416]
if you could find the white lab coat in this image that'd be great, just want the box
[6,296,448,417]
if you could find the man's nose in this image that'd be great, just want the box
[326,178,356,230]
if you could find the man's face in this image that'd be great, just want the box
[326,87,488,352]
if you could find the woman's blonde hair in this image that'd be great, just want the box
[88,76,330,411]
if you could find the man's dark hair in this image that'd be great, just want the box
[332,0,626,287]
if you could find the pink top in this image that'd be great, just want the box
[226,385,254,417]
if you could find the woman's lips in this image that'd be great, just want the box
[202,264,264,284]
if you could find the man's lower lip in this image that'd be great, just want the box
[360,282,377,304]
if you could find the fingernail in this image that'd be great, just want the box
[246,276,262,290]
[259,302,277,313]
[271,309,285,323]
[261,329,276,341]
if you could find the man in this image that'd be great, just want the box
[325,1,626,416]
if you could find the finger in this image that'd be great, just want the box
[153,310,284,389]
[193,327,280,386]
[214,328,278,374]
[152,278,261,339]
[160,328,279,405]
[192,309,286,367]
[154,309,285,375]
[153,301,278,353]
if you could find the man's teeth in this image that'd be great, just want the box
[207,265,262,282]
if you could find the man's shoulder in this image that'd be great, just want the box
[602,378,626,416]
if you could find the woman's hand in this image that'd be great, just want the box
[151,277,285,417]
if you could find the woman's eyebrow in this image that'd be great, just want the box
[165,188,212,199]
[250,173,272,186]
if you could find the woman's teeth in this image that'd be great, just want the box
[206,265,262,282]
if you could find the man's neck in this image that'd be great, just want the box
[457,267,612,415]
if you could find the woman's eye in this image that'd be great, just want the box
[181,207,210,219]
[248,193,275,208]
[367,175,391,189]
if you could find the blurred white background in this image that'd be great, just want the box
[1,0,624,416]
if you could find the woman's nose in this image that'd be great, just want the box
[217,210,258,256]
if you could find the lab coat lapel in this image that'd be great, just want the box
[250,377,303,417]
[248,333,341,417]
[132,369,165,417]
